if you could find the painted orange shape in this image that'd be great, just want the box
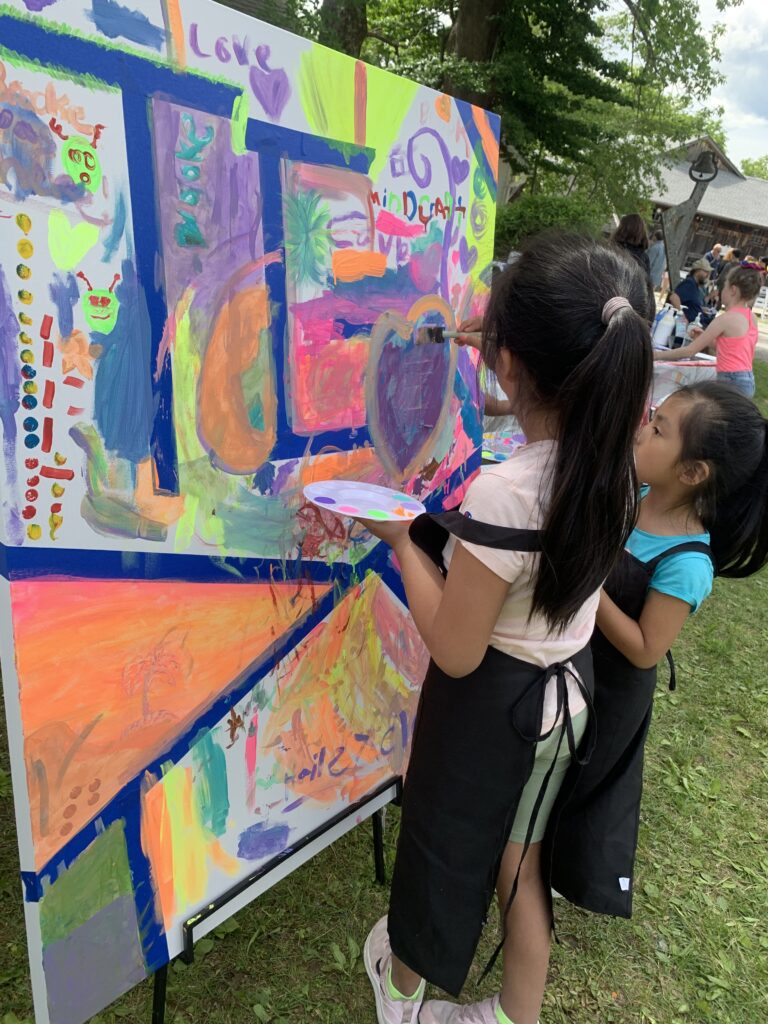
[198,284,277,474]
[12,576,330,867]
[471,105,499,184]
[435,94,451,122]
[331,249,387,284]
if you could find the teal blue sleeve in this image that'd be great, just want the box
[648,552,714,613]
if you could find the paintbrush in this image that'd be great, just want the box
[414,326,482,345]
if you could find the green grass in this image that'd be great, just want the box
[2,364,768,1024]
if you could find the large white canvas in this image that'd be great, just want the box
[0,3,500,1022]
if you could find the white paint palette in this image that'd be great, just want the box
[303,481,426,521]
[481,431,527,463]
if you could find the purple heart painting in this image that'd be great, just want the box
[459,235,478,273]
[249,56,291,121]
[366,306,456,481]
[451,156,470,184]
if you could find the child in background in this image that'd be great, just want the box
[655,266,762,397]
[356,233,653,1024]
[550,382,768,918]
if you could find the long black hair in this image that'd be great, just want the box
[674,382,768,577]
[483,232,654,629]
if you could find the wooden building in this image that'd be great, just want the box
[650,137,768,260]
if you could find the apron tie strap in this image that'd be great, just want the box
[666,650,677,691]
[479,662,596,984]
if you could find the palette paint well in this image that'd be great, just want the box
[481,431,527,463]
[303,481,426,521]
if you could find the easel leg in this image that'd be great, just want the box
[372,808,386,886]
[152,963,168,1024]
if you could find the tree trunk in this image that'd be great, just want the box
[453,0,505,62]
[318,0,368,58]
[444,0,505,104]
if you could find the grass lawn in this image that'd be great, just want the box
[2,364,768,1024]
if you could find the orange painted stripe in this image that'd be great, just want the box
[354,60,367,147]
[164,0,186,67]
[472,106,499,183]
[332,249,387,284]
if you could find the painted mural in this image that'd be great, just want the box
[0,2,499,1022]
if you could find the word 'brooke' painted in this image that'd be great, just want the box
[0,2,499,1023]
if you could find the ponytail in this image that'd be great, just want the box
[675,383,768,578]
[535,305,652,625]
[483,232,654,629]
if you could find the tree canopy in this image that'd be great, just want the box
[741,155,768,181]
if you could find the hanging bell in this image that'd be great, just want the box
[689,150,719,183]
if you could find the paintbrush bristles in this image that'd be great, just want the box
[414,325,448,345]
[413,326,482,345]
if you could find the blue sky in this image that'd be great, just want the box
[702,0,768,167]
[604,0,768,169]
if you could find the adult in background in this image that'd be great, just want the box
[705,241,723,271]
[612,214,655,312]
[647,229,666,291]
[669,258,712,325]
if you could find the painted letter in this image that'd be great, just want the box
[188,23,210,58]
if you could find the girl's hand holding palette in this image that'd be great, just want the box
[303,481,425,521]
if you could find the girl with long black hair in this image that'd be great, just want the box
[355,233,654,1024]
[551,382,768,921]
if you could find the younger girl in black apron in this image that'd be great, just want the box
[357,233,654,1024]
[550,382,768,918]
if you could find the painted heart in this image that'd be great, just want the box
[459,236,478,273]
[366,306,456,481]
[47,210,101,272]
[249,64,291,121]
[451,156,470,184]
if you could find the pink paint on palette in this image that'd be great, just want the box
[303,481,426,521]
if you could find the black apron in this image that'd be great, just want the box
[387,510,595,996]
[546,540,713,918]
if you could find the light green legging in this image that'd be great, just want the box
[509,707,589,844]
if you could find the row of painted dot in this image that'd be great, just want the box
[15,214,40,456]
[14,212,48,541]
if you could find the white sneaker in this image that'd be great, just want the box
[419,995,500,1023]
[363,915,425,1024]
[421,998,541,1024]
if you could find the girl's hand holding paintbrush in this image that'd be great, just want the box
[455,316,483,349]
[414,317,483,347]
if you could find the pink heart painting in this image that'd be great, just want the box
[366,301,457,482]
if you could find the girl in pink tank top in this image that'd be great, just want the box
[654,265,764,397]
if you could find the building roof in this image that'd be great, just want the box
[649,137,768,231]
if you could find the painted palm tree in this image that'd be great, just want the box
[283,188,333,287]
[121,629,192,733]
